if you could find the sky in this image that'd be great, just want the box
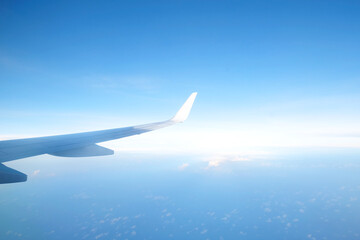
[1,0,360,156]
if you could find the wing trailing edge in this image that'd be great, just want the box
[49,144,114,157]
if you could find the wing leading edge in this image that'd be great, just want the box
[0,93,197,183]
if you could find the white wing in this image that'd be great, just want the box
[0,93,197,183]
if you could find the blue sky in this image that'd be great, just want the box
[1,0,360,154]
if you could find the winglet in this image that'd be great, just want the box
[171,92,197,123]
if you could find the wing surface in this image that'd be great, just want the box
[0,92,197,163]
[0,163,27,184]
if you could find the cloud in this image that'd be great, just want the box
[264,208,272,213]
[145,195,168,201]
[204,155,250,168]
[178,163,189,170]
[95,233,108,239]
[72,192,91,200]
[31,169,40,176]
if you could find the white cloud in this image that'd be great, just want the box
[72,192,90,200]
[31,169,40,176]
[204,155,251,168]
[95,233,108,239]
[264,208,272,213]
[178,163,189,170]
[145,195,168,201]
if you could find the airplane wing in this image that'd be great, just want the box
[0,92,197,184]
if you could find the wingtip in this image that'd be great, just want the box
[171,92,197,123]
